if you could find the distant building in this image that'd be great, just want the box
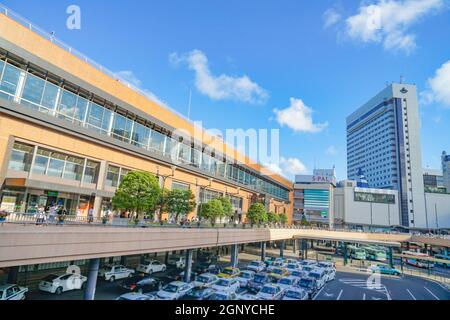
[346,83,426,228]
[293,169,336,228]
[423,168,444,192]
[334,180,400,229]
[443,151,450,192]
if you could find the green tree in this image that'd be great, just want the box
[300,215,310,226]
[267,211,280,224]
[246,203,268,225]
[217,196,233,220]
[112,171,161,220]
[166,189,196,221]
[279,213,288,225]
[199,199,224,225]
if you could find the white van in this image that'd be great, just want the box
[308,269,327,289]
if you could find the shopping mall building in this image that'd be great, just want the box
[0,10,293,221]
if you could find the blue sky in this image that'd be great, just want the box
[5,0,450,181]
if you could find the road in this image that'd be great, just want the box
[315,271,450,300]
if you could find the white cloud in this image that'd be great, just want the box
[339,0,445,54]
[422,60,450,107]
[323,8,342,28]
[115,70,142,87]
[273,98,328,133]
[169,50,269,104]
[265,157,308,180]
[326,145,338,156]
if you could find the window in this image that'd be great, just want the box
[8,142,34,172]
[149,130,165,153]
[105,165,120,187]
[0,64,21,95]
[172,182,189,191]
[63,156,84,181]
[41,82,59,111]
[21,74,45,107]
[83,160,100,184]
[86,102,112,134]
[132,122,150,148]
[47,152,66,178]
[112,113,133,142]
[57,89,78,121]
[32,149,50,175]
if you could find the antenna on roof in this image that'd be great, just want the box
[187,88,192,121]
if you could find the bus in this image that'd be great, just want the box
[403,251,434,269]
[363,246,387,262]
[434,254,450,268]
[348,245,366,260]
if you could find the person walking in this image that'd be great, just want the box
[88,207,94,223]
[36,205,45,225]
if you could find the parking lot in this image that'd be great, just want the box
[21,249,450,301]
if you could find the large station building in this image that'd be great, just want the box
[0,11,293,222]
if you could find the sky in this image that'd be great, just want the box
[4,0,450,181]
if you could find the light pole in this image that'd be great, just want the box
[156,165,176,222]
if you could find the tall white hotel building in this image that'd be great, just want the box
[346,83,426,228]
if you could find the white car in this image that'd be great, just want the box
[116,292,156,300]
[192,273,219,288]
[0,284,28,300]
[256,284,285,300]
[168,256,187,269]
[237,292,257,300]
[285,262,301,271]
[136,260,167,274]
[98,265,135,282]
[235,270,255,287]
[156,281,193,300]
[323,268,336,282]
[38,273,87,295]
[211,277,240,293]
[282,287,309,300]
[308,269,326,289]
[208,291,238,300]
[290,269,307,280]
[247,260,266,273]
[277,276,299,290]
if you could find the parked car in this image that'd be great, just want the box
[0,284,28,300]
[247,260,266,273]
[308,269,327,289]
[98,265,135,282]
[369,264,402,276]
[256,283,284,300]
[208,291,238,300]
[264,257,276,266]
[285,263,301,271]
[237,292,257,300]
[218,267,240,278]
[282,287,309,300]
[179,287,216,300]
[290,270,307,280]
[300,265,316,273]
[136,260,166,274]
[323,267,336,282]
[167,256,188,269]
[192,273,219,288]
[269,267,289,280]
[38,273,87,295]
[277,276,299,290]
[120,275,163,293]
[318,261,336,270]
[297,277,318,299]
[247,273,271,293]
[235,270,255,287]
[116,292,156,300]
[299,260,317,267]
[211,277,240,293]
[193,262,211,274]
[156,281,193,300]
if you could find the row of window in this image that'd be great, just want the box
[0,58,289,200]
[8,142,99,183]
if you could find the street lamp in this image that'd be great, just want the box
[156,165,177,222]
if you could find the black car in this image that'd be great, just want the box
[297,277,318,299]
[179,287,215,300]
[120,275,163,293]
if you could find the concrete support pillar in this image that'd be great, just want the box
[280,240,285,258]
[301,239,306,260]
[84,258,100,300]
[292,239,296,254]
[165,252,169,265]
[231,244,239,268]
[93,196,103,219]
[261,242,266,261]
[388,247,394,268]
[7,266,19,284]
[184,249,193,283]
[343,243,348,266]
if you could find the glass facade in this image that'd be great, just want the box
[0,58,289,200]
[354,192,395,204]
